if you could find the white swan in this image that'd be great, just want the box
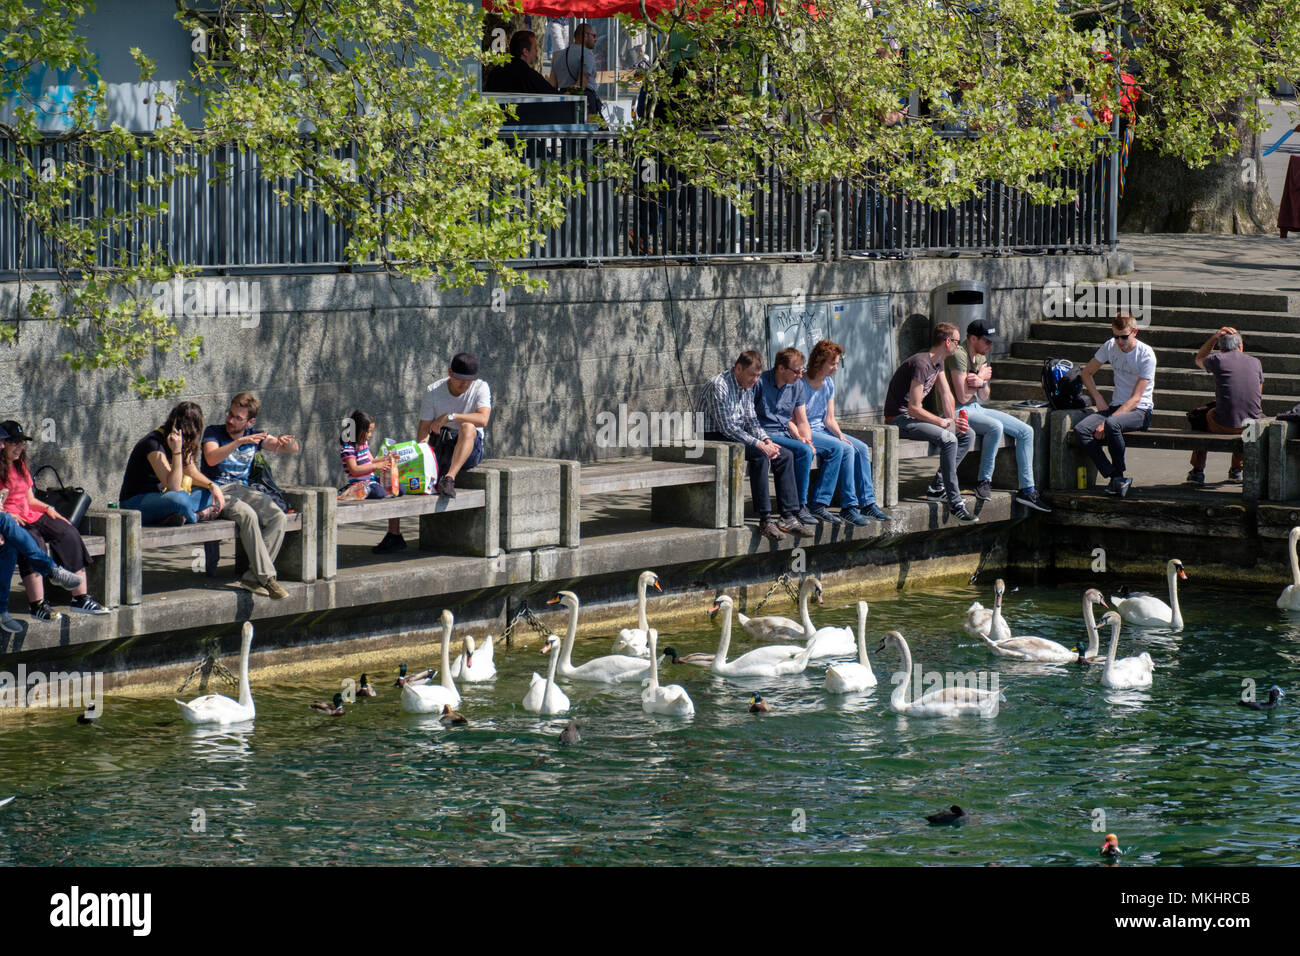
[611,570,661,658]
[450,634,497,682]
[642,628,695,717]
[550,591,651,683]
[980,577,1080,663]
[710,596,813,679]
[523,634,570,715]
[1278,527,1300,610]
[824,601,877,693]
[1099,611,1154,690]
[400,610,462,713]
[735,576,817,643]
[1074,588,1110,664]
[877,630,1003,718]
[1111,559,1186,630]
[176,622,256,725]
[798,576,858,660]
[963,580,1012,642]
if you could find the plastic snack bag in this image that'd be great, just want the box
[381,438,439,495]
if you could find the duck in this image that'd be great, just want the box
[734,576,817,643]
[310,693,345,716]
[1111,559,1186,630]
[549,591,652,683]
[1099,611,1154,690]
[661,645,714,667]
[824,601,878,693]
[611,570,661,658]
[925,805,967,826]
[962,581,1012,642]
[450,634,497,682]
[522,634,570,715]
[1100,834,1122,858]
[76,709,99,725]
[558,719,581,746]
[439,704,468,726]
[1239,685,1285,711]
[641,628,695,717]
[748,692,772,713]
[394,663,434,688]
[876,630,1003,718]
[710,596,814,679]
[1278,527,1300,610]
[176,622,256,725]
[357,674,379,697]
[400,611,462,713]
[980,578,1081,663]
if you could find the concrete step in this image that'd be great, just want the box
[1143,306,1300,334]
[1027,320,1300,353]
[1009,339,1300,375]
[994,356,1300,394]
[995,379,1299,415]
[1148,287,1292,313]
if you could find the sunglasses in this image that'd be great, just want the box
[1114,333,1132,340]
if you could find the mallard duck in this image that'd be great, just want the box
[394,663,434,688]
[439,704,468,726]
[925,805,967,826]
[558,719,581,746]
[1239,685,1285,711]
[310,693,345,715]
[357,674,378,697]
[748,692,772,713]
[661,645,714,667]
[76,709,99,725]
[1100,834,1122,858]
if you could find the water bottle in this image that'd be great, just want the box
[382,438,399,496]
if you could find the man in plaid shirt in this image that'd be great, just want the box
[697,349,813,541]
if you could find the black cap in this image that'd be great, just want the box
[449,353,479,381]
[966,320,998,340]
[0,420,32,442]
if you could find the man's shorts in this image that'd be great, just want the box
[432,426,484,477]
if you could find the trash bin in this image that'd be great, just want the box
[930,280,989,335]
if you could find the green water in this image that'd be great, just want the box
[2,582,1298,866]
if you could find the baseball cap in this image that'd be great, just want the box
[966,320,998,340]
[450,353,479,381]
[0,420,32,442]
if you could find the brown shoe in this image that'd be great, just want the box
[778,513,813,536]
[758,517,787,541]
[264,577,289,600]
[235,575,270,597]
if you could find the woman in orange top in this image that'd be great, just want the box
[0,420,108,619]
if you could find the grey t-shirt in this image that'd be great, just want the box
[885,351,943,420]
[1203,350,1264,427]
[552,45,595,90]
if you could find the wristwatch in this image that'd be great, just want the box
[448,413,456,424]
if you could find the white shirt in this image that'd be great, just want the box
[1093,338,1156,409]
[419,378,491,436]
[552,45,595,89]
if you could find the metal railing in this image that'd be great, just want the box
[1,130,1115,277]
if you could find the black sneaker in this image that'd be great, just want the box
[778,513,813,536]
[862,503,892,522]
[30,600,62,622]
[840,507,870,526]
[69,594,110,615]
[436,474,456,498]
[809,504,842,525]
[1015,488,1052,513]
[975,480,993,501]
[1228,468,1243,482]
[372,532,408,554]
[1186,469,1205,486]
[949,500,978,522]
[758,517,786,542]
[924,481,946,501]
[797,506,820,525]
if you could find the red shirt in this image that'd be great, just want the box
[1,461,45,524]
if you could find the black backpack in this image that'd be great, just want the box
[1041,358,1086,410]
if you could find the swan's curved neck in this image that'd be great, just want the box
[890,637,913,709]
[441,620,455,692]
[1083,598,1100,658]
[1291,531,1300,588]
[561,599,579,669]
[715,604,733,666]
[544,636,560,704]
[856,609,868,666]
[800,581,816,636]
[647,632,660,690]
[1167,564,1183,629]
[637,575,650,632]
[238,632,253,708]
[1106,620,1121,665]
[990,592,1004,637]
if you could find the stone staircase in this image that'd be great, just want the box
[994,288,1300,430]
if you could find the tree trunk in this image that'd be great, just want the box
[1119,103,1277,233]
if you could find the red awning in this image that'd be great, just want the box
[483,0,674,16]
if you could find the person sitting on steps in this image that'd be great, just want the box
[1074,311,1156,498]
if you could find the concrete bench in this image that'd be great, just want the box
[119,489,315,605]
[1049,408,1270,500]
[6,508,121,610]
[320,470,499,578]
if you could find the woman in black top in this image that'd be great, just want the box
[119,402,226,526]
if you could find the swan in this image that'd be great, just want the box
[641,627,695,717]
[1111,559,1186,630]
[1099,611,1154,690]
[450,634,497,682]
[876,630,1003,718]
[963,580,1012,642]
[710,596,814,679]
[523,634,570,715]
[1074,589,1110,664]
[798,577,858,660]
[611,570,662,658]
[176,621,256,725]
[979,578,1081,663]
[1278,527,1300,610]
[824,601,878,693]
[735,577,818,643]
[400,610,462,713]
[550,591,651,683]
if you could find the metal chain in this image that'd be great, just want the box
[750,572,798,615]
[176,641,239,694]
[500,603,555,647]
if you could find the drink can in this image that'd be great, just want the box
[1077,466,1087,490]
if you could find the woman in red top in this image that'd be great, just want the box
[0,420,108,619]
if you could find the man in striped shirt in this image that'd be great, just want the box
[696,350,813,541]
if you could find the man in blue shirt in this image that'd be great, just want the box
[201,392,300,598]
[754,347,832,526]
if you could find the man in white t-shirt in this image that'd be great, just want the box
[372,352,492,554]
[1074,312,1156,498]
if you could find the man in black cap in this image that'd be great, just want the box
[372,353,492,554]
[946,319,1050,512]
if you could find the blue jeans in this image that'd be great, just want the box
[812,430,876,507]
[0,512,55,614]
[121,488,213,525]
[805,431,846,506]
[768,433,816,506]
[958,402,1037,490]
